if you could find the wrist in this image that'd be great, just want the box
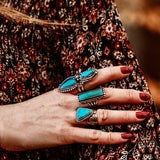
[0,102,23,150]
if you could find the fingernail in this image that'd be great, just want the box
[121,133,133,139]
[139,93,151,101]
[120,66,133,74]
[136,111,149,119]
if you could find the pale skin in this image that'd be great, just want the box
[0,66,151,151]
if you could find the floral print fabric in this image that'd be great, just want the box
[0,0,160,159]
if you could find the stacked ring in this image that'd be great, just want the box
[76,108,98,125]
[58,69,98,92]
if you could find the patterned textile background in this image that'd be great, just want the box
[0,0,160,159]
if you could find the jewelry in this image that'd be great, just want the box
[76,108,98,125]
[78,88,105,106]
[58,69,98,92]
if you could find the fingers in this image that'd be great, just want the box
[96,110,149,125]
[78,88,151,108]
[73,108,148,125]
[70,127,132,145]
[97,88,151,105]
[69,66,133,94]
[83,66,133,91]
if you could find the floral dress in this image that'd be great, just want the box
[0,0,159,159]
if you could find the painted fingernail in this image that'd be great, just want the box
[136,111,149,119]
[139,93,151,101]
[120,66,133,74]
[121,133,133,139]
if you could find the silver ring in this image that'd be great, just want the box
[78,88,105,106]
[76,108,98,125]
[87,110,98,125]
[58,69,98,93]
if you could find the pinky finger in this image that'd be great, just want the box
[71,127,132,145]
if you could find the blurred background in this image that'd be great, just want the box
[115,0,160,113]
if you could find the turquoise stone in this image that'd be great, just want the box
[77,108,92,121]
[61,78,76,88]
[79,89,103,101]
[81,70,93,78]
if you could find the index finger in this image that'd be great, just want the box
[58,66,133,94]
[83,66,133,91]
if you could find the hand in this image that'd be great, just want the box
[0,66,151,151]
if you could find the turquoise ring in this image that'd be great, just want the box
[76,108,98,125]
[58,69,98,92]
[78,88,105,106]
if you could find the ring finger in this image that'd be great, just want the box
[74,108,149,125]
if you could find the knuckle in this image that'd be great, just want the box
[98,109,109,124]
[126,112,130,121]
[59,126,71,135]
[59,127,74,144]
[122,111,130,122]
[61,95,77,109]
[67,95,78,108]
[89,130,101,142]
[107,67,118,80]
[107,132,113,144]
[126,89,134,101]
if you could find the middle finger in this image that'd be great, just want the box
[78,88,151,107]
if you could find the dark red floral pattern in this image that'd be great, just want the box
[101,20,116,40]
[0,0,160,159]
